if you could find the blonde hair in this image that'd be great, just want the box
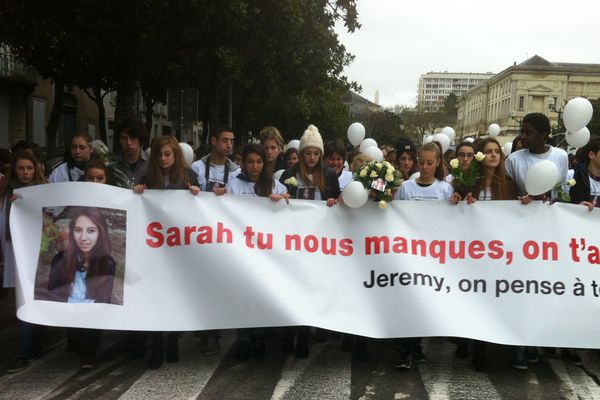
[350,153,372,172]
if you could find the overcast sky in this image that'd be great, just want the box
[335,0,600,108]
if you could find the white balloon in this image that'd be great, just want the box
[273,169,285,181]
[285,139,300,151]
[145,147,152,159]
[441,126,455,142]
[423,135,433,144]
[359,138,378,152]
[488,123,501,137]
[432,133,450,153]
[179,142,194,166]
[342,181,369,208]
[563,97,593,133]
[343,160,349,171]
[409,172,420,180]
[502,142,513,156]
[525,160,560,196]
[464,137,475,143]
[565,127,590,148]
[364,146,384,162]
[347,122,366,147]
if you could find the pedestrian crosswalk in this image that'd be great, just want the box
[1,328,600,399]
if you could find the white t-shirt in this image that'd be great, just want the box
[291,174,322,201]
[505,146,569,196]
[394,178,453,201]
[478,187,493,201]
[338,170,353,191]
[226,175,288,196]
[191,159,240,192]
[49,162,84,183]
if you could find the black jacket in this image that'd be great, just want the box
[279,164,341,200]
[570,163,592,204]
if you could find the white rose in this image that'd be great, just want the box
[385,173,394,182]
[567,179,576,186]
[376,162,383,169]
[359,169,368,177]
[449,158,459,169]
[370,171,378,178]
[475,152,485,162]
[378,200,387,209]
[284,177,298,186]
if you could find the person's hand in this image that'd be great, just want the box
[464,192,476,205]
[270,193,290,204]
[449,192,461,205]
[188,184,200,195]
[326,198,338,207]
[133,184,146,194]
[9,194,19,202]
[519,195,532,205]
[213,187,227,196]
[579,201,595,212]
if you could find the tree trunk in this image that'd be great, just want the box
[144,93,155,140]
[114,80,137,125]
[93,86,108,144]
[46,79,64,153]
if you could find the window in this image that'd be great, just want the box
[518,96,525,111]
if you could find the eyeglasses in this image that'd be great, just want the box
[457,152,474,158]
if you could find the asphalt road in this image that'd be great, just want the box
[1,322,600,400]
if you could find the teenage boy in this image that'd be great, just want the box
[115,117,149,186]
[191,127,240,194]
[504,112,569,370]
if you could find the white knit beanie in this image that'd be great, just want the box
[299,124,324,153]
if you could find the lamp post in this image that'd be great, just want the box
[548,97,567,149]
[509,110,523,132]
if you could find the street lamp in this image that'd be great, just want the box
[548,96,567,148]
[509,110,523,130]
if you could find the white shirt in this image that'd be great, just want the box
[226,175,288,196]
[191,159,240,192]
[505,146,569,196]
[478,187,493,201]
[338,171,353,191]
[394,178,453,201]
[49,162,84,183]
[589,175,600,206]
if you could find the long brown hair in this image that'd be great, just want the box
[61,207,112,286]
[419,143,446,181]
[0,151,46,204]
[242,144,275,197]
[146,136,190,189]
[299,148,325,192]
[473,138,516,200]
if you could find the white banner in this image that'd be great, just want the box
[10,182,600,347]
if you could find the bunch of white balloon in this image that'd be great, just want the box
[562,97,593,148]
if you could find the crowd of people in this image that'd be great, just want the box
[0,112,596,375]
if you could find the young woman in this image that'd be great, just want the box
[393,142,457,371]
[49,133,93,182]
[83,159,110,184]
[1,151,47,373]
[260,126,287,173]
[395,139,418,180]
[133,135,200,369]
[279,125,341,358]
[284,147,299,168]
[279,125,340,207]
[219,144,288,361]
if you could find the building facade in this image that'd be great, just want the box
[418,72,495,109]
[456,55,600,138]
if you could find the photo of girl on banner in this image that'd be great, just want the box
[34,206,126,305]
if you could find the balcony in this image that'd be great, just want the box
[0,47,37,84]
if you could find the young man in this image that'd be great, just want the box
[115,117,149,186]
[504,112,569,370]
[505,112,569,199]
[191,127,240,194]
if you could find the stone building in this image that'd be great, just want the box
[457,55,600,138]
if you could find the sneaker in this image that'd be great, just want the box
[412,346,428,363]
[6,358,29,374]
[202,335,220,356]
[562,349,583,366]
[526,347,539,363]
[395,349,412,370]
[511,354,528,370]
